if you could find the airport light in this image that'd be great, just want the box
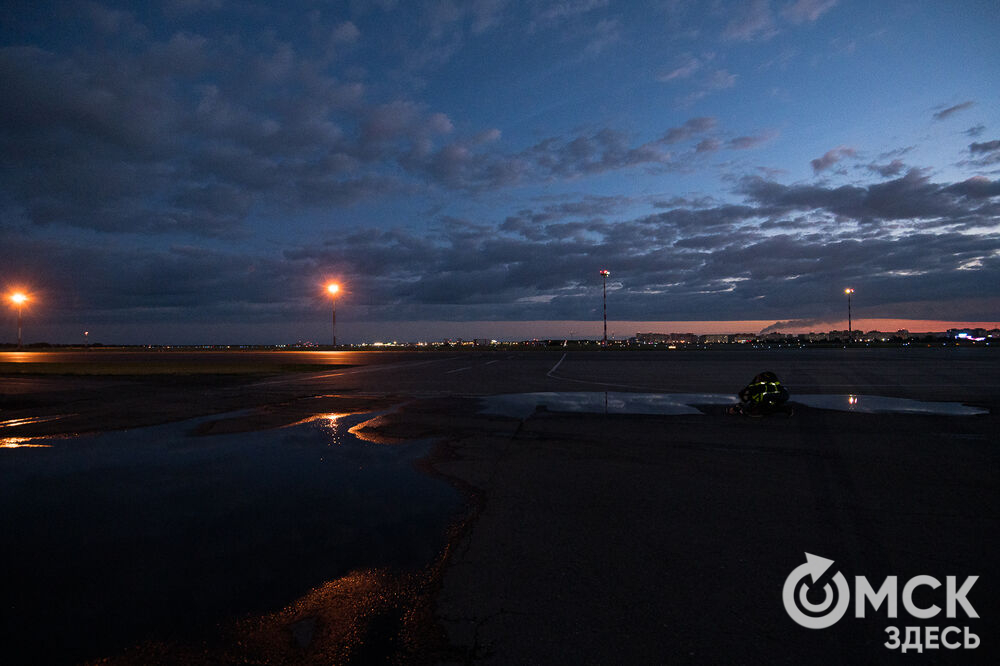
[9,292,28,348]
[845,288,855,342]
[600,270,610,347]
[327,283,340,347]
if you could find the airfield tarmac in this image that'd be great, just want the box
[1,347,997,663]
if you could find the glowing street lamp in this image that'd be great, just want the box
[326,283,340,347]
[844,288,854,342]
[9,292,28,348]
[600,270,610,347]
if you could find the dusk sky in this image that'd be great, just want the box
[2,0,999,344]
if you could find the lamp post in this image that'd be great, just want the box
[10,292,28,348]
[844,288,854,342]
[327,283,339,347]
[600,270,610,347]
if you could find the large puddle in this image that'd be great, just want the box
[480,392,987,418]
[0,411,460,663]
[793,394,987,415]
[481,391,737,418]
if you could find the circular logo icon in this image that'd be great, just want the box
[782,553,850,629]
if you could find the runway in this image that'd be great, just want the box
[1,347,997,662]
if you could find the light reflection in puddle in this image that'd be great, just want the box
[0,414,71,429]
[1,436,54,448]
[480,392,987,417]
[0,409,460,663]
[283,412,348,446]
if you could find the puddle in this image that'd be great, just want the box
[1,436,54,447]
[480,392,987,418]
[480,391,738,418]
[0,411,460,663]
[794,394,987,415]
[0,414,70,428]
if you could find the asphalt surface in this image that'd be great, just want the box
[1,347,997,663]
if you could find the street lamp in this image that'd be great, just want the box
[600,270,610,347]
[844,288,854,342]
[327,283,339,347]
[9,292,28,348]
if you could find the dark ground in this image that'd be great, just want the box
[1,347,997,663]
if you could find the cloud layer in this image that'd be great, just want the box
[2,1,997,342]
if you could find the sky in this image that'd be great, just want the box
[2,0,999,344]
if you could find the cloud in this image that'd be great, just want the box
[657,53,702,81]
[723,0,777,42]
[469,0,510,33]
[6,167,997,335]
[728,131,778,150]
[810,145,856,173]
[969,140,1000,154]
[741,169,1000,228]
[0,31,487,233]
[759,317,833,333]
[675,66,738,106]
[85,3,148,39]
[330,21,361,44]
[705,69,737,90]
[408,119,731,190]
[272,170,999,324]
[663,116,717,143]
[966,140,1000,167]
[530,0,610,30]
[965,125,985,138]
[780,0,838,24]
[696,138,722,153]
[867,159,906,178]
[585,18,622,54]
[524,128,671,177]
[933,101,974,121]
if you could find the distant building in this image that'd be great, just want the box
[636,332,699,344]
[700,334,730,344]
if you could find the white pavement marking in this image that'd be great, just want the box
[546,352,689,391]
[446,366,472,374]
[484,360,500,365]
[547,353,567,377]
